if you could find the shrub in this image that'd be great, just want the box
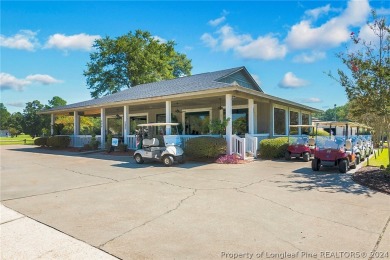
[89,134,99,150]
[184,136,226,158]
[310,129,331,137]
[83,144,91,150]
[47,135,71,148]
[34,137,48,147]
[259,137,289,159]
[117,143,128,152]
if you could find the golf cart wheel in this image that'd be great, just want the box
[311,158,320,171]
[285,151,291,161]
[355,154,361,165]
[163,155,174,167]
[303,152,310,162]
[134,154,144,164]
[338,160,348,173]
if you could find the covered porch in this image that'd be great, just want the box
[47,89,315,159]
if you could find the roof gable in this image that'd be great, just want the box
[216,67,262,92]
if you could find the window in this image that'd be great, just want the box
[130,116,147,134]
[274,107,286,135]
[289,111,299,135]
[185,111,210,135]
[224,108,248,135]
[302,113,310,135]
[107,117,122,136]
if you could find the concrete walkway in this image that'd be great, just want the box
[1,204,117,259]
[1,145,389,259]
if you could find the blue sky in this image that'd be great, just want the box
[1,0,389,113]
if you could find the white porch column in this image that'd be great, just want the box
[123,106,129,144]
[226,94,233,154]
[73,111,80,136]
[100,108,106,146]
[50,114,55,135]
[248,99,254,134]
[166,101,171,135]
[285,108,289,136]
[270,102,274,137]
[298,111,302,135]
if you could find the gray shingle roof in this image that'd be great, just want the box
[43,66,245,112]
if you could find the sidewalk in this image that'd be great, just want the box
[0,204,117,260]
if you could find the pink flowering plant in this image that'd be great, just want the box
[216,154,242,164]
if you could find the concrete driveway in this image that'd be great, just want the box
[1,145,389,259]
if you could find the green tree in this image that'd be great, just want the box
[84,30,192,98]
[331,11,390,164]
[23,100,45,137]
[8,112,24,135]
[0,103,10,129]
[314,103,350,121]
[47,96,67,108]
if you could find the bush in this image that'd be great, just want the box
[34,137,48,147]
[184,136,226,158]
[310,129,331,137]
[259,137,289,159]
[47,136,71,148]
[89,134,99,150]
[117,143,128,152]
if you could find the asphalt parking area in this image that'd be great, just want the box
[1,145,389,259]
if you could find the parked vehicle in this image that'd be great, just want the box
[133,123,184,166]
[312,122,361,173]
[285,124,315,162]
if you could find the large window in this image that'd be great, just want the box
[274,107,286,135]
[185,111,210,135]
[107,117,122,136]
[130,116,147,134]
[289,111,299,135]
[302,113,310,135]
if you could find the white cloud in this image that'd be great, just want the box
[201,25,287,60]
[236,35,287,60]
[285,0,371,50]
[201,33,218,48]
[0,72,62,91]
[0,73,30,91]
[209,16,226,27]
[25,74,63,85]
[278,72,309,88]
[6,102,25,108]
[152,35,167,43]
[0,30,39,51]
[376,7,390,16]
[44,33,101,51]
[300,97,323,103]
[292,51,326,63]
[208,10,229,27]
[304,4,332,20]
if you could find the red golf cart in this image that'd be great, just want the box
[285,124,315,162]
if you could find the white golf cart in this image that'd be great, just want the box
[133,123,184,167]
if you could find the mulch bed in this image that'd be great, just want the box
[352,166,390,195]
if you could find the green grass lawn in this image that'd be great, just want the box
[0,134,36,145]
[367,148,389,167]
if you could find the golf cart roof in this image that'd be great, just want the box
[289,124,314,128]
[316,121,371,128]
[137,123,180,127]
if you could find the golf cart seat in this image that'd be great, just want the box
[143,138,159,147]
[308,138,315,147]
[345,139,352,154]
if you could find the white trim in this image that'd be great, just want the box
[248,99,254,134]
[123,106,130,144]
[166,101,172,135]
[226,94,233,154]
[100,108,106,145]
[182,107,212,113]
[73,111,80,136]
[50,114,55,135]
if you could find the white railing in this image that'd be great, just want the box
[126,135,137,149]
[70,135,102,148]
[245,134,258,158]
[232,134,246,160]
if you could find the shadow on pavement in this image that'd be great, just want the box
[8,147,206,169]
[272,166,375,196]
